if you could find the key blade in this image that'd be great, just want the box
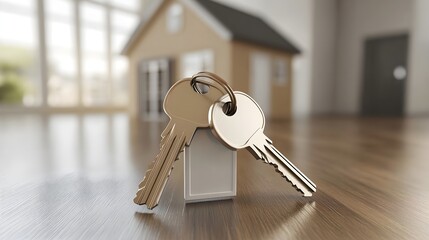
[133,124,177,207]
[264,144,317,193]
[146,132,187,209]
[248,130,316,197]
[268,144,317,189]
[134,122,194,209]
[137,124,173,190]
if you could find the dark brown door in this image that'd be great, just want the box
[361,34,408,116]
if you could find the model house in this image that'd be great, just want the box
[122,0,300,121]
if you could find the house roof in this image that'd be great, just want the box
[121,0,301,55]
[195,0,300,54]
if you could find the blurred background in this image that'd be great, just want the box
[0,0,142,108]
[1,0,429,238]
[0,0,428,116]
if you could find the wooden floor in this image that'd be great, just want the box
[1,113,428,240]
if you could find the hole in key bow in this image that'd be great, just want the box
[222,102,237,116]
[191,71,237,116]
[194,82,210,94]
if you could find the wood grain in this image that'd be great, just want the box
[0,114,428,239]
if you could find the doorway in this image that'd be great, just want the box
[361,34,408,116]
[250,52,271,117]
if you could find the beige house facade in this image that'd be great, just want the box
[122,0,299,120]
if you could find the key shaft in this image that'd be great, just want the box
[134,121,194,209]
[248,129,316,196]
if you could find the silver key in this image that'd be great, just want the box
[209,92,316,197]
[134,78,224,209]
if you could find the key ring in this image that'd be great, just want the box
[191,72,237,116]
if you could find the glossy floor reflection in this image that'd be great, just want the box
[1,113,428,239]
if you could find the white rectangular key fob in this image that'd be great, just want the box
[184,128,237,203]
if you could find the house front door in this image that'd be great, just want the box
[138,59,171,121]
[250,52,271,117]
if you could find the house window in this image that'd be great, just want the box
[139,59,171,120]
[181,50,214,77]
[166,3,183,34]
[181,50,214,93]
[273,59,288,86]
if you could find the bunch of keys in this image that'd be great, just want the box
[134,72,316,209]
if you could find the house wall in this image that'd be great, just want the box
[335,0,414,114]
[407,0,429,115]
[127,0,231,117]
[231,41,293,119]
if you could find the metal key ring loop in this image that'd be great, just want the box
[191,71,237,116]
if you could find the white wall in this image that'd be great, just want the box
[215,0,339,116]
[335,0,414,114]
[215,0,315,117]
[311,0,338,114]
[214,0,424,116]
[407,0,429,115]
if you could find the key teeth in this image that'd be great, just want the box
[253,142,315,197]
[134,125,190,209]
[133,197,143,205]
[134,136,186,209]
[138,173,150,188]
[134,186,162,208]
[134,187,146,205]
[262,157,311,197]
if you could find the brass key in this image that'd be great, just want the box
[134,77,224,209]
[210,92,316,197]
